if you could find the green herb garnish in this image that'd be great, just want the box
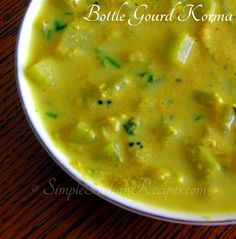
[54,21,67,31]
[64,12,74,16]
[45,29,53,39]
[138,72,161,85]
[194,115,204,121]
[124,118,137,135]
[96,49,121,69]
[105,56,121,69]
[147,74,154,83]
[138,72,148,77]
[46,112,58,119]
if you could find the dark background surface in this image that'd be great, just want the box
[1,1,236,238]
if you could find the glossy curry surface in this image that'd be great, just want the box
[25,0,236,215]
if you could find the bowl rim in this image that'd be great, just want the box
[15,0,236,226]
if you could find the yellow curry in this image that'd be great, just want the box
[25,0,236,215]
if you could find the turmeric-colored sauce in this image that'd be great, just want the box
[25,0,236,215]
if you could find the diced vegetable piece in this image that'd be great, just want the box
[113,77,130,92]
[101,117,121,140]
[99,77,130,94]
[108,117,121,130]
[58,22,93,57]
[201,2,234,63]
[26,58,57,85]
[149,119,178,145]
[169,34,194,64]
[201,138,217,148]
[201,127,218,148]
[194,91,224,109]
[163,124,178,138]
[191,146,221,176]
[96,141,123,162]
[158,121,178,143]
[134,146,150,161]
[193,92,235,131]
[70,122,96,144]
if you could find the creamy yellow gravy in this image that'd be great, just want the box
[25,0,236,215]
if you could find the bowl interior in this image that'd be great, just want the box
[16,0,236,225]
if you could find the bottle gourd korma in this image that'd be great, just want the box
[25,0,236,215]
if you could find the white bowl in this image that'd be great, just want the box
[16,0,236,225]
